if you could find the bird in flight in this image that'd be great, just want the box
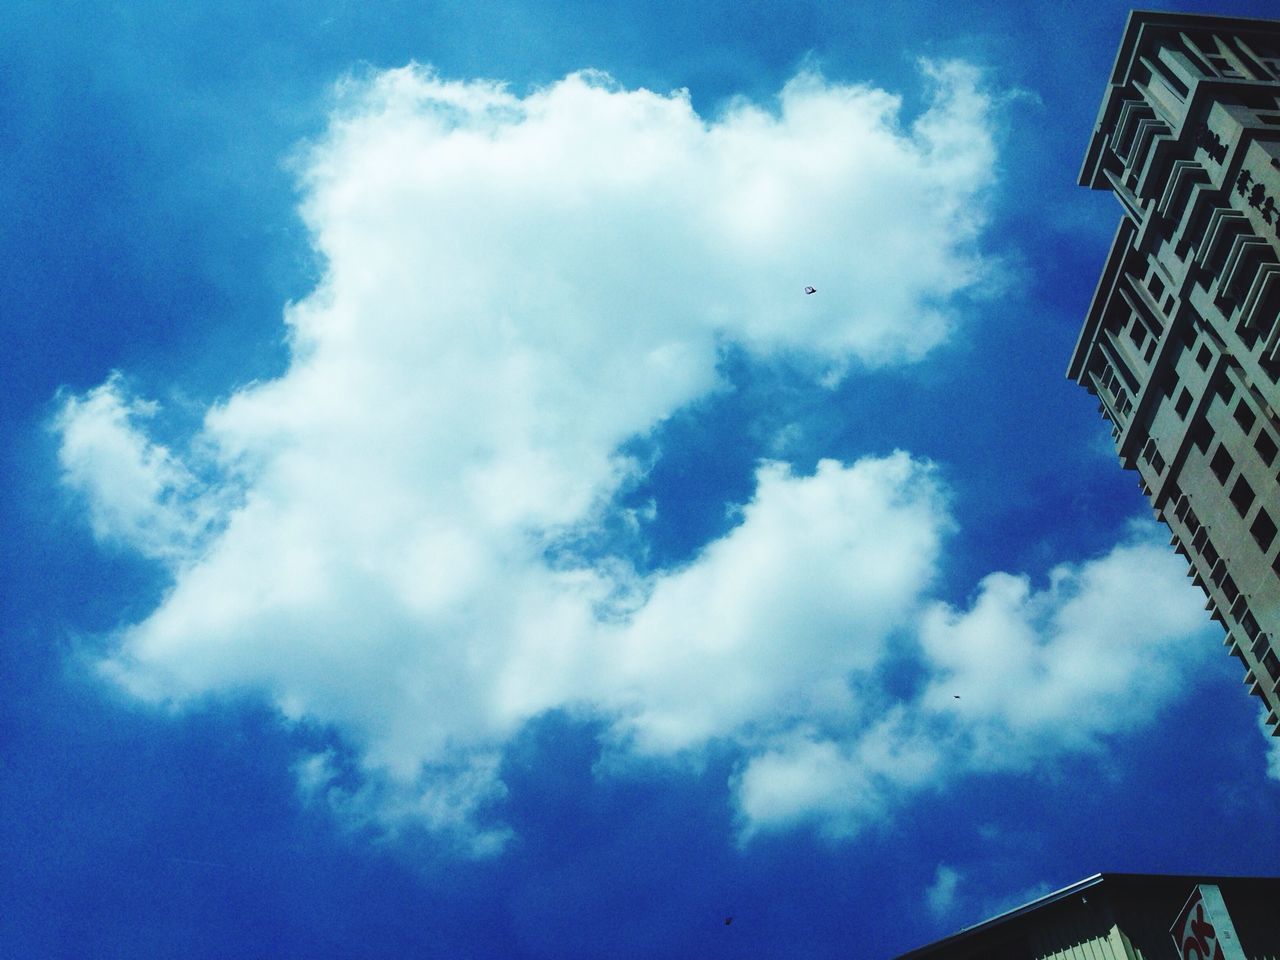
[953,695,961,699]
[804,286,817,295]
[724,917,734,926]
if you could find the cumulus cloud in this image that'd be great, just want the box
[917,524,1217,756]
[607,456,947,755]
[733,523,1218,838]
[52,62,1216,847]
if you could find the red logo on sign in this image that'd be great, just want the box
[1179,900,1225,960]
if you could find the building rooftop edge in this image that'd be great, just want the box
[1079,10,1280,188]
[1108,10,1280,87]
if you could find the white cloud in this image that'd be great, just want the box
[606,456,947,755]
[53,374,219,560]
[926,864,962,919]
[53,62,1216,848]
[733,707,944,840]
[918,524,1218,757]
[733,522,1219,838]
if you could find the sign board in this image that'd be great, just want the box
[1170,884,1247,960]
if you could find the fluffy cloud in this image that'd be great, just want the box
[53,374,229,561]
[53,62,1216,847]
[918,525,1217,755]
[732,523,1218,838]
[606,456,946,755]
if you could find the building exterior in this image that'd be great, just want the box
[1070,11,1280,734]
[894,873,1280,960]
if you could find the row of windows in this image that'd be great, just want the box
[1207,439,1278,553]
[1243,604,1280,685]
[1233,394,1280,465]
[1167,356,1242,427]
[1170,491,1280,690]
[1171,470,1280,610]
[1095,363,1133,420]
[1141,438,1167,476]
[1159,333,1226,424]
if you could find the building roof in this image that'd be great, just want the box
[893,872,1280,960]
[1078,10,1280,189]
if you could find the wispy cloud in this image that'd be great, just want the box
[1261,711,1280,783]
[926,864,962,919]
[53,374,223,561]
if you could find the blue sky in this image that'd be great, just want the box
[4,1,1280,957]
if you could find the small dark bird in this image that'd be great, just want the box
[724,917,734,926]
[953,695,961,699]
[804,286,817,295]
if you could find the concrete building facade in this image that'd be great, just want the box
[1070,11,1280,734]
[893,873,1280,960]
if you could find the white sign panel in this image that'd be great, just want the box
[1170,884,1247,960]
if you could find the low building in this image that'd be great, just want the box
[894,873,1280,960]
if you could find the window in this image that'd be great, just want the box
[1231,475,1256,516]
[1264,650,1280,684]
[1151,449,1166,473]
[1263,354,1280,384]
[1129,322,1148,350]
[1149,274,1166,300]
[1210,445,1235,483]
[1233,399,1257,434]
[1256,430,1278,466]
[1197,343,1213,369]
[1252,508,1278,552]
[1186,508,1202,534]
[1214,373,1236,404]
[1190,419,1213,453]
[1176,388,1193,418]
[1222,574,1240,604]
[1242,609,1262,642]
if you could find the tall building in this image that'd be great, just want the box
[893,873,1280,960]
[1070,11,1280,735]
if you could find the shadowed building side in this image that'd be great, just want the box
[1070,11,1280,734]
